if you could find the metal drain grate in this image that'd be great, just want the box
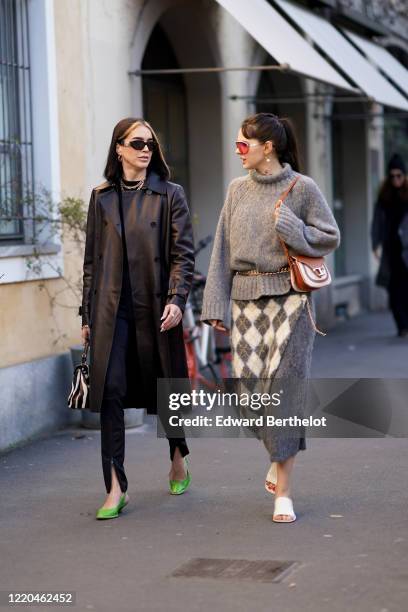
[171,558,298,583]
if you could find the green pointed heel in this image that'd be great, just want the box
[169,458,191,495]
[96,493,128,520]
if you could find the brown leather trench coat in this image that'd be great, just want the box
[79,170,195,414]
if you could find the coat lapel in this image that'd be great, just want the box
[97,172,167,240]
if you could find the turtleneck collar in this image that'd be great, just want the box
[248,162,295,185]
[122,176,144,185]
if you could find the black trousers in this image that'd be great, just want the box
[100,307,189,494]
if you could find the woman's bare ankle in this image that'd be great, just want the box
[106,484,122,497]
[169,457,186,479]
[275,487,291,498]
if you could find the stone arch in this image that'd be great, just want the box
[130,0,224,269]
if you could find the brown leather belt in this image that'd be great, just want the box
[235,266,290,276]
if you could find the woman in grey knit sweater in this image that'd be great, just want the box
[200,113,340,523]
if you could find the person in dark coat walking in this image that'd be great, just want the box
[371,153,408,337]
[80,117,195,518]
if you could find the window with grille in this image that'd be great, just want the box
[0,0,33,242]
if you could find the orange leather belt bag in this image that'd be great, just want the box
[274,175,332,292]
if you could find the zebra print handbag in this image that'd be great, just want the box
[68,341,90,409]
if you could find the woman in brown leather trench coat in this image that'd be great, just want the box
[80,117,195,518]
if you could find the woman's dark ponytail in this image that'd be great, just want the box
[241,112,301,173]
[279,117,300,173]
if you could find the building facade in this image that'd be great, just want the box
[1,0,408,449]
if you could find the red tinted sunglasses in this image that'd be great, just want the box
[235,141,263,155]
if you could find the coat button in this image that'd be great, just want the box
[104,220,108,226]
[150,221,156,227]
[98,254,102,260]
[94,289,97,294]
[146,189,152,195]
[154,256,160,262]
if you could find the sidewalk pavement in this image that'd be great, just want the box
[312,308,408,378]
[1,309,407,612]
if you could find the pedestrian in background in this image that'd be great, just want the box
[80,117,195,519]
[371,153,408,337]
[201,112,340,523]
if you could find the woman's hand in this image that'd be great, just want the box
[81,325,90,345]
[160,304,183,332]
[208,319,228,332]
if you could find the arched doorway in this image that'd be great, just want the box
[330,99,369,313]
[138,1,223,272]
[142,23,189,193]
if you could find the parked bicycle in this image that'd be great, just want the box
[183,236,232,387]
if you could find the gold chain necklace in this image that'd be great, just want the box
[120,177,145,191]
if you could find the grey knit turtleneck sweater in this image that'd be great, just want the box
[200,162,341,324]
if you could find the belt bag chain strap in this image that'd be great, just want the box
[274,175,331,336]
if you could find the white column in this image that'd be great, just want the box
[215,7,255,191]
[367,102,386,310]
[304,79,337,327]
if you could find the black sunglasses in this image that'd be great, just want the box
[120,138,157,151]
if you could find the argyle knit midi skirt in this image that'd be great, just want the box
[230,290,316,462]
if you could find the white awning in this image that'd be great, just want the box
[343,29,408,97]
[214,0,355,91]
[275,0,408,111]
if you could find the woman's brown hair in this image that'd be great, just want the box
[378,176,408,205]
[104,117,170,184]
[377,154,408,205]
[241,112,301,172]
